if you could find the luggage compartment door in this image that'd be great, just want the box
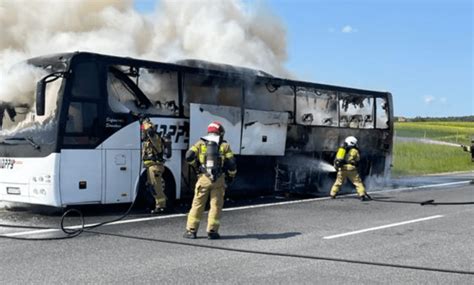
[190,103,242,154]
[241,109,288,156]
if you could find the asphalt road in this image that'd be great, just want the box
[0,174,473,284]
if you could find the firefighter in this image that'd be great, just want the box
[141,117,172,214]
[183,121,237,240]
[330,136,371,201]
[460,137,474,162]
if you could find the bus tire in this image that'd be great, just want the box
[162,168,176,209]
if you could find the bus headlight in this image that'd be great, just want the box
[32,175,52,184]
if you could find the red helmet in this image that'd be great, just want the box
[207,121,224,135]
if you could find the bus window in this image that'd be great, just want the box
[245,82,294,123]
[108,65,179,116]
[63,102,99,145]
[108,65,138,113]
[71,62,101,100]
[138,68,179,116]
[183,73,242,117]
[339,93,374,129]
[376,97,389,129]
[296,88,337,126]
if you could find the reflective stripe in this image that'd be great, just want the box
[143,160,155,167]
[198,144,207,164]
[188,215,201,224]
[208,218,220,226]
[227,170,237,176]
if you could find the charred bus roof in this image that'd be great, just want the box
[26,51,390,97]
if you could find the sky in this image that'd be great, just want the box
[135,0,474,118]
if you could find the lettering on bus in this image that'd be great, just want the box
[0,159,16,169]
[105,117,126,129]
[156,122,189,144]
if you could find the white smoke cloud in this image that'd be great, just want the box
[0,0,288,109]
[0,0,287,74]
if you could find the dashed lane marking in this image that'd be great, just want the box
[323,215,444,240]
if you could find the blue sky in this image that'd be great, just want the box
[134,0,473,118]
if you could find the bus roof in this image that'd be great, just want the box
[27,51,390,97]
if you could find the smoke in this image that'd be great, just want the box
[0,0,287,72]
[0,0,288,121]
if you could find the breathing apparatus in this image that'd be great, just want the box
[204,140,221,182]
[198,122,226,181]
[334,136,358,169]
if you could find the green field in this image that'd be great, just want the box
[392,121,474,176]
[395,121,474,145]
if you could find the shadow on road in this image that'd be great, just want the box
[220,231,301,240]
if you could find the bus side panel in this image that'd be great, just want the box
[60,150,102,205]
[0,153,61,207]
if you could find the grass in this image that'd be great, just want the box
[392,121,474,176]
[391,142,474,176]
[395,121,474,145]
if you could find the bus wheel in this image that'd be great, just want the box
[134,173,155,211]
[162,168,176,210]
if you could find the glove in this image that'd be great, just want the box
[225,175,234,185]
[198,165,206,174]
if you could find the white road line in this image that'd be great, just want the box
[5,228,58,237]
[2,179,470,238]
[323,215,444,240]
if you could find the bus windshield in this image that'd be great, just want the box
[0,62,63,146]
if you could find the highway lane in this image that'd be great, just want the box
[0,177,473,284]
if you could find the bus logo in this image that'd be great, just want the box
[0,159,16,169]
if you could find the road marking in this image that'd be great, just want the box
[323,215,444,240]
[2,179,470,237]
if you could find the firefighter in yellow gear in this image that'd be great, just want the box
[330,136,371,201]
[141,118,172,214]
[461,137,474,162]
[183,121,237,240]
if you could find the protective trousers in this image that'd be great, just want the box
[146,163,167,208]
[330,168,366,197]
[186,175,226,233]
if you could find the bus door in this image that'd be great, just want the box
[60,61,104,205]
[101,122,140,204]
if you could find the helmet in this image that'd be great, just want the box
[345,136,358,147]
[207,121,225,135]
[141,118,157,137]
[141,118,154,130]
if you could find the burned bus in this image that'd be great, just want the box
[0,52,393,208]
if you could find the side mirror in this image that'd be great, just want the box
[36,79,46,116]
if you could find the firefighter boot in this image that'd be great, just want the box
[360,194,372,201]
[207,230,220,240]
[183,229,197,239]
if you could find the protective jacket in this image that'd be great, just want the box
[142,134,165,167]
[186,139,237,180]
[341,147,360,171]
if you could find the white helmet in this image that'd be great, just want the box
[345,136,358,147]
